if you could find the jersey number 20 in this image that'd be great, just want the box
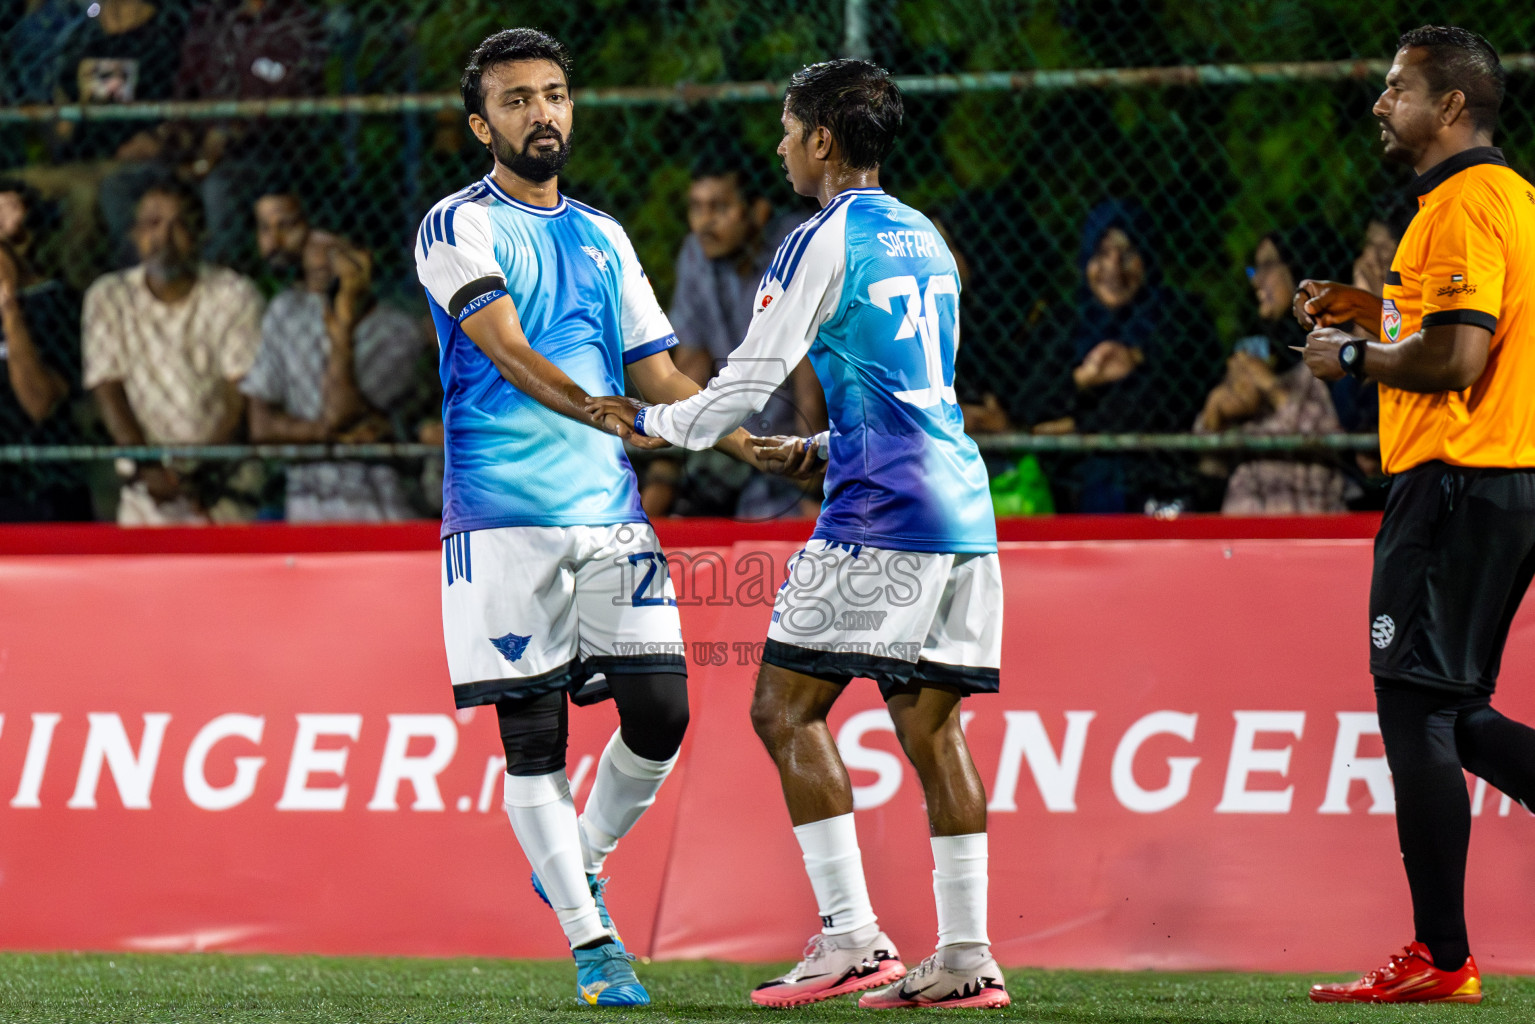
[868,274,959,409]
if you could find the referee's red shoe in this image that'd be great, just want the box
[1309,942,1482,1003]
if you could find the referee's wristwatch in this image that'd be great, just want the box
[1338,340,1368,380]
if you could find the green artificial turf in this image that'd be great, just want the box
[1,952,1531,1023]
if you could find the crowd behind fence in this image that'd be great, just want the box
[0,1,1528,523]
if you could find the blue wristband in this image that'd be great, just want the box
[633,407,648,437]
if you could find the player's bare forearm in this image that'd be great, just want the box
[1302,324,1491,392]
[462,295,627,438]
[627,351,755,462]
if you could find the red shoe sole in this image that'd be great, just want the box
[1310,989,1483,1004]
[750,961,907,1008]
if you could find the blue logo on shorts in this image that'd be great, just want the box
[490,631,532,664]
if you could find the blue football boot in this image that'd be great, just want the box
[572,941,649,1006]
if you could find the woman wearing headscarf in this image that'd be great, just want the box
[1030,201,1221,511]
[1196,222,1353,513]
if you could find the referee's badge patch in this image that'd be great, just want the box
[1372,614,1396,649]
[1382,299,1401,342]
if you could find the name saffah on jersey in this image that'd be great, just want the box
[876,230,941,258]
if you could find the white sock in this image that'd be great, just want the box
[503,771,606,948]
[578,730,678,875]
[793,813,877,937]
[932,832,989,964]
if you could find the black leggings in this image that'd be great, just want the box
[1375,678,1535,970]
[497,672,689,777]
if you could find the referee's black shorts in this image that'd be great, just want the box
[1370,460,1535,695]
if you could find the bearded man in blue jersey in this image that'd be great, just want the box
[590,59,1008,1010]
[415,29,766,1007]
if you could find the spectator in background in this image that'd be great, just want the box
[1196,223,1350,514]
[52,0,186,162]
[173,0,329,266]
[656,146,819,519]
[1030,201,1221,511]
[0,179,92,520]
[84,178,263,525]
[242,220,423,521]
[64,0,327,270]
[1352,194,1416,298]
[53,0,188,267]
[1332,196,1414,435]
[254,188,309,278]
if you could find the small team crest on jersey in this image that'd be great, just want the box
[1381,299,1402,342]
[580,246,609,271]
[1372,614,1395,649]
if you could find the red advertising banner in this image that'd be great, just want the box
[1,535,1531,971]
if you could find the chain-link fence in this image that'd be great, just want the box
[0,1,1529,521]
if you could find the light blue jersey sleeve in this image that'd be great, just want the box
[645,202,848,449]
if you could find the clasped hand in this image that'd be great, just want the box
[747,434,826,480]
[584,394,670,449]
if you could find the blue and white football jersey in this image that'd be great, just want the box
[415,175,677,537]
[645,188,996,554]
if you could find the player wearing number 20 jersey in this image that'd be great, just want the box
[641,186,995,555]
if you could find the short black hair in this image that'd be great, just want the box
[138,176,205,232]
[461,28,573,120]
[689,141,767,204]
[783,58,903,171]
[1398,25,1505,135]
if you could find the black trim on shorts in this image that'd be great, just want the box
[1422,309,1498,334]
[913,659,1001,694]
[762,638,999,702]
[453,659,579,709]
[448,275,508,318]
[584,653,688,677]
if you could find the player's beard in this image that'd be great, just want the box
[491,122,573,183]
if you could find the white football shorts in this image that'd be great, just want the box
[441,522,684,707]
[763,539,1002,699]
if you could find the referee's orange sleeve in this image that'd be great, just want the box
[1418,197,1504,333]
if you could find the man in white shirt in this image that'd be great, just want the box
[244,226,425,521]
[84,178,263,524]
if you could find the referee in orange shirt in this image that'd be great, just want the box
[1297,26,1535,1004]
